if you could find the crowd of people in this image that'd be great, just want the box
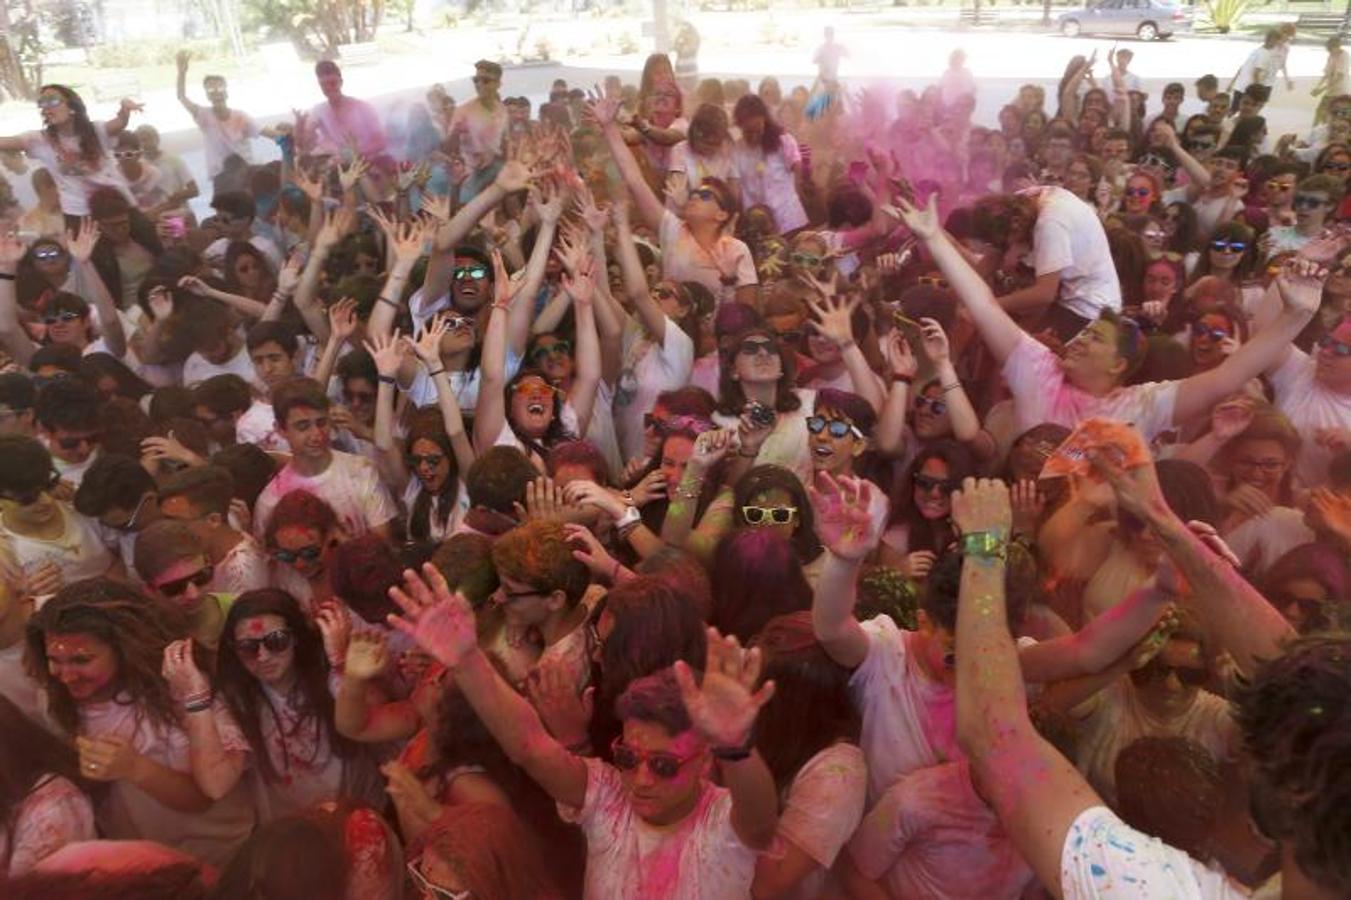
[0,20,1348,900]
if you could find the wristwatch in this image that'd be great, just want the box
[614,505,642,534]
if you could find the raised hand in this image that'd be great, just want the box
[141,431,203,468]
[515,476,571,523]
[161,638,209,700]
[950,477,1012,537]
[882,329,918,380]
[397,161,431,193]
[345,630,390,681]
[388,218,428,267]
[585,87,622,128]
[291,166,325,203]
[387,563,479,670]
[0,231,26,271]
[628,468,668,506]
[805,287,860,349]
[530,180,566,226]
[688,428,737,476]
[673,627,776,750]
[808,471,888,561]
[327,297,359,344]
[316,207,355,252]
[1275,256,1328,317]
[883,192,941,241]
[562,479,627,520]
[561,252,596,307]
[420,192,451,225]
[1087,444,1167,522]
[315,601,352,668]
[1010,479,1046,538]
[381,759,441,829]
[899,550,937,580]
[363,329,406,379]
[410,316,448,364]
[1209,396,1255,442]
[564,521,622,582]
[66,217,100,263]
[176,50,191,74]
[337,155,370,192]
[917,317,951,363]
[489,248,513,310]
[118,98,144,117]
[574,182,610,234]
[277,252,304,295]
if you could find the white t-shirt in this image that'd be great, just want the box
[711,388,817,487]
[1001,334,1180,440]
[182,341,262,392]
[192,106,259,177]
[773,743,868,900]
[1061,806,1249,899]
[0,503,114,590]
[848,616,960,804]
[253,450,397,540]
[401,349,521,414]
[848,759,1035,900]
[559,756,759,900]
[20,125,133,216]
[668,142,735,193]
[659,210,758,306]
[614,315,696,462]
[730,134,807,234]
[1024,186,1122,321]
[0,774,96,876]
[1221,506,1314,578]
[234,399,289,453]
[0,641,49,729]
[210,534,272,596]
[250,682,347,822]
[1267,347,1351,488]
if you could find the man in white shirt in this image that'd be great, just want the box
[252,378,396,541]
[204,191,282,272]
[1266,314,1351,487]
[158,465,270,598]
[176,50,259,178]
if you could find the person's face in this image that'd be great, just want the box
[44,309,89,347]
[0,403,33,436]
[279,404,331,462]
[408,436,451,494]
[318,71,343,100]
[912,457,954,520]
[0,471,59,527]
[1101,138,1129,165]
[742,485,797,541]
[432,310,477,359]
[473,70,500,102]
[1128,637,1206,712]
[1324,151,1351,181]
[652,282,689,323]
[233,253,265,291]
[450,256,490,312]
[508,376,556,438]
[1238,95,1263,118]
[1272,576,1329,632]
[1063,319,1126,387]
[1293,190,1332,230]
[917,615,957,686]
[659,435,695,496]
[234,613,296,688]
[1123,176,1157,214]
[805,322,841,365]
[1065,161,1094,199]
[1017,86,1039,113]
[616,719,708,825]
[808,406,864,476]
[732,335,783,386]
[739,113,766,145]
[96,213,132,247]
[683,181,729,226]
[1143,262,1178,302]
[159,495,220,544]
[1262,173,1297,207]
[148,554,212,614]
[204,78,228,106]
[1207,233,1247,271]
[193,404,238,446]
[1042,137,1072,169]
[46,425,100,464]
[1007,137,1027,162]
[273,525,330,580]
[1314,322,1351,391]
[1207,94,1229,121]
[912,383,951,440]
[530,334,574,382]
[45,632,118,702]
[250,340,296,389]
[1190,312,1235,369]
[343,377,377,426]
[1163,89,1184,111]
[199,333,236,365]
[1228,437,1289,499]
[353,252,380,278]
[492,574,557,628]
[32,242,67,277]
[115,147,142,179]
[37,89,72,128]
[214,211,251,241]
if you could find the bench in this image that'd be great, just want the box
[90,73,141,103]
[337,42,380,66]
[1295,12,1349,36]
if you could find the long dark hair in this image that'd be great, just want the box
[0,694,88,869]
[25,577,190,736]
[40,84,103,168]
[214,590,368,787]
[404,408,460,542]
[716,327,802,416]
[732,464,821,562]
[752,612,860,793]
[710,529,812,643]
[733,93,786,156]
[888,440,977,554]
[505,367,574,462]
[16,238,69,310]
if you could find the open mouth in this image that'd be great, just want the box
[526,402,546,415]
[813,445,834,458]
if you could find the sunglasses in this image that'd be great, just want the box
[806,415,862,439]
[1317,334,1351,357]
[1209,240,1247,253]
[407,452,445,469]
[737,338,776,357]
[1265,182,1295,192]
[916,274,948,289]
[1293,194,1329,211]
[42,311,82,326]
[1131,657,1209,687]
[155,565,214,598]
[512,380,557,402]
[107,493,153,532]
[0,470,59,506]
[773,329,804,346]
[1324,161,1351,173]
[790,252,825,268]
[531,340,572,362]
[654,286,680,301]
[113,150,141,160]
[55,432,100,451]
[406,860,470,900]
[438,313,474,332]
[1124,186,1153,198]
[33,246,64,261]
[453,265,488,281]
[610,737,701,779]
[1191,323,1230,342]
[913,395,948,415]
[36,96,63,109]
[234,629,294,660]
[914,472,958,494]
[741,505,797,526]
[1232,456,1285,473]
[272,544,324,564]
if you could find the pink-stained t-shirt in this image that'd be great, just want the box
[309,96,388,160]
[1,775,96,875]
[559,756,760,900]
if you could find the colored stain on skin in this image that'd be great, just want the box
[243,618,268,637]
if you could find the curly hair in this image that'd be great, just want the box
[25,577,190,735]
[1232,635,1351,895]
[710,529,812,643]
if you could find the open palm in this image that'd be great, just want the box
[387,564,478,669]
[674,628,775,749]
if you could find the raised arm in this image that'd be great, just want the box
[917,317,996,457]
[1172,259,1322,425]
[873,331,916,458]
[507,185,563,358]
[950,478,1103,897]
[564,258,602,436]
[175,51,202,118]
[803,282,886,411]
[808,473,888,668]
[590,92,667,233]
[472,250,514,452]
[1158,125,1212,192]
[68,220,126,359]
[365,329,412,491]
[612,199,666,341]
[294,207,355,342]
[366,210,428,347]
[0,233,38,366]
[409,320,475,476]
[335,632,422,742]
[177,275,268,320]
[161,640,246,800]
[887,195,1025,363]
[388,564,589,809]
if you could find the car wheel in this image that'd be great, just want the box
[1136,21,1158,40]
[1061,19,1081,36]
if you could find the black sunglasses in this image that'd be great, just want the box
[913,395,948,415]
[156,565,214,598]
[235,629,294,659]
[453,265,488,281]
[913,472,958,494]
[531,340,571,362]
[1293,193,1329,211]
[407,452,445,469]
[610,738,699,779]
[42,311,83,325]
[272,544,324,564]
[1209,239,1247,253]
[0,470,59,506]
[806,415,861,439]
[737,338,776,357]
[55,432,100,451]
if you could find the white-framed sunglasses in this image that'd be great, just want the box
[407,859,471,900]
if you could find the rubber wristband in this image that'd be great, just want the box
[712,741,754,762]
[961,531,1008,560]
[0,272,15,281]
[892,373,914,384]
[377,375,397,385]
[426,368,446,378]
[940,382,962,393]
[376,296,400,310]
